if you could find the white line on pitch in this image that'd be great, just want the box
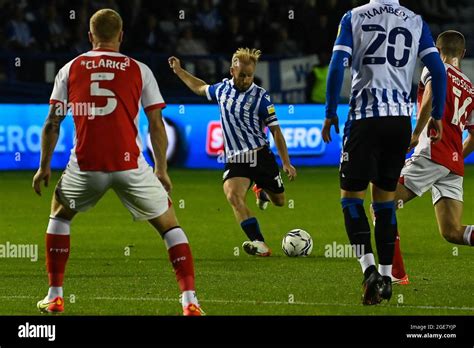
[1,295,472,312]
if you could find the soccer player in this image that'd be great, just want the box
[168,48,296,256]
[322,0,447,305]
[32,9,203,316]
[390,30,474,282]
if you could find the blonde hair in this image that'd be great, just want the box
[89,9,123,42]
[231,48,262,67]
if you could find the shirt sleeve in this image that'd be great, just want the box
[49,65,69,106]
[332,11,353,56]
[418,20,438,59]
[258,92,278,127]
[140,64,166,112]
[206,82,223,102]
[421,50,447,120]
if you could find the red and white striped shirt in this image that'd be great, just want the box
[50,49,166,171]
[414,64,474,176]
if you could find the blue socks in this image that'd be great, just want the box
[240,217,264,242]
[372,201,397,267]
[341,198,373,258]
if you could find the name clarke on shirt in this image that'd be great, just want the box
[80,58,130,71]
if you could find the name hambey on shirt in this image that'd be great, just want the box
[359,4,410,21]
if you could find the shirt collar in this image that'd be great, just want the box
[91,48,119,52]
[229,78,256,93]
[370,0,400,4]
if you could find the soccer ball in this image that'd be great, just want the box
[282,229,313,257]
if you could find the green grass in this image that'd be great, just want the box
[0,167,473,315]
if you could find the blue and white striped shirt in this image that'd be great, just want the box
[332,0,438,120]
[206,78,278,159]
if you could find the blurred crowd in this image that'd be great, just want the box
[1,0,473,103]
[2,0,472,58]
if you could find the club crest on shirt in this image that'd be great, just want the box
[246,96,255,106]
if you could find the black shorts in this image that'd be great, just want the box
[222,147,284,194]
[340,117,411,192]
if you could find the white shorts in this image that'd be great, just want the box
[56,155,170,221]
[400,156,463,205]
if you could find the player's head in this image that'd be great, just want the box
[230,48,261,91]
[436,30,466,63]
[88,9,123,49]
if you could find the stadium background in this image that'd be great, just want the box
[1,0,474,170]
[0,0,474,321]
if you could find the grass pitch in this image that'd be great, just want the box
[0,167,473,315]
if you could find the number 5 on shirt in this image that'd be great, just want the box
[90,72,117,116]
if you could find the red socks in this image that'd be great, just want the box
[168,243,195,291]
[164,227,195,292]
[391,230,407,279]
[44,220,196,297]
[46,234,70,287]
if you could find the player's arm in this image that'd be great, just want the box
[463,112,474,158]
[146,108,172,192]
[269,125,296,181]
[419,20,447,143]
[409,81,433,151]
[322,11,352,143]
[463,130,474,158]
[259,93,296,180]
[32,104,66,196]
[168,56,208,96]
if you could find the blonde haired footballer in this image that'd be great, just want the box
[169,48,296,256]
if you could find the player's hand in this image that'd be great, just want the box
[156,171,173,193]
[32,167,51,196]
[168,56,182,74]
[283,163,297,181]
[407,134,420,153]
[427,117,443,144]
[322,117,340,143]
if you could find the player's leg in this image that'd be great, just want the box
[254,147,286,208]
[432,174,473,246]
[263,190,285,207]
[223,177,254,222]
[370,184,398,299]
[253,184,286,210]
[368,182,416,220]
[147,207,203,316]
[341,186,383,305]
[112,159,202,315]
[389,157,450,284]
[339,119,382,305]
[223,177,271,256]
[38,163,108,314]
[341,188,372,271]
[433,198,472,244]
[390,183,416,284]
[387,180,418,285]
[370,116,412,300]
[252,184,271,210]
[395,182,417,207]
[37,193,77,313]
